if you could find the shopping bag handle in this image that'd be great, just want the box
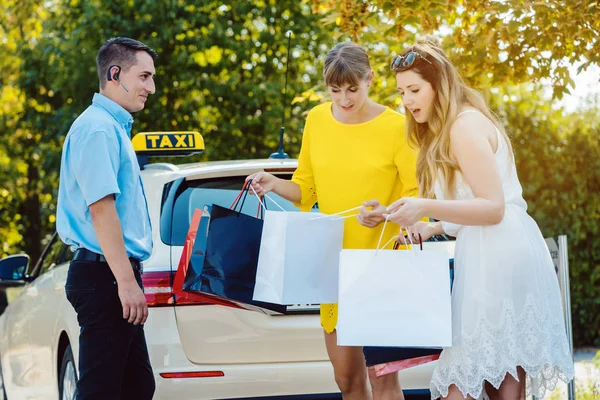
[246,183,286,213]
[231,180,251,211]
[308,205,362,221]
[393,233,423,251]
[230,179,269,219]
[375,216,395,254]
[375,218,423,255]
[391,227,423,252]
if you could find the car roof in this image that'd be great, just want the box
[141,158,299,181]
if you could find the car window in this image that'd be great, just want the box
[40,235,70,274]
[167,175,318,246]
[62,244,74,264]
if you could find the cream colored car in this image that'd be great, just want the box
[0,134,437,399]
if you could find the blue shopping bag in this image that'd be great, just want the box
[182,182,286,314]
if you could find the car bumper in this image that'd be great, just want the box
[146,308,435,399]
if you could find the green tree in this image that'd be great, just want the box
[312,0,600,98]
[39,0,334,159]
[309,0,600,346]
[492,89,600,346]
[0,0,58,261]
[1,0,337,259]
[1,0,599,347]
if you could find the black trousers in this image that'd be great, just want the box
[65,259,155,400]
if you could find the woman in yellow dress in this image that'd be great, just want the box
[248,42,418,400]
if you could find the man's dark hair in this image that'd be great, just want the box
[97,37,158,89]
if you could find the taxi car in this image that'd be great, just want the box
[0,132,440,400]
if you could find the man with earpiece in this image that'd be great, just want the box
[56,37,158,400]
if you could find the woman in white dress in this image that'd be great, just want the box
[384,35,574,399]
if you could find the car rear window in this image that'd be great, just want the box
[164,175,317,246]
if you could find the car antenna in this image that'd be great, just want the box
[270,30,292,159]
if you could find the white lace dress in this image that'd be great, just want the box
[429,110,574,399]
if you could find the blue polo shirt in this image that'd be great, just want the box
[57,93,153,260]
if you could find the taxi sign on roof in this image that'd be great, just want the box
[132,131,205,156]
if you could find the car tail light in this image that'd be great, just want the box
[142,272,174,307]
[142,271,242,310]
[264,167,295,173]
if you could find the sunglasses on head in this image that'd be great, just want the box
[390,51,432,71]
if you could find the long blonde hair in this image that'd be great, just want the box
[392,35,513,199]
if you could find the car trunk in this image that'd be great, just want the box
[174,303,327,364]
[166,174,328,364]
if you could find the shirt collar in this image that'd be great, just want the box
[92,93,134,134]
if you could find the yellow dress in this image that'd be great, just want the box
[291,102,419,333]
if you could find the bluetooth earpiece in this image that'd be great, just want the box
[117,80,129,92]
[107,65,121,81]
[106,64,129,92]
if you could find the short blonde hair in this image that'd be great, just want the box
[323,42,372,87]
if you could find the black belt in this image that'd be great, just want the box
[73,248,143,273]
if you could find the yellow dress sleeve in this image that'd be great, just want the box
[291,112,318,211]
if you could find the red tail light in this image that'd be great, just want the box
[142,270,242,310]
[142,271,174,307]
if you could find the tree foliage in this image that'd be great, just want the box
[0,0,58,261]
[491,89,600,346]
[313,0,600,98]
[0,0,599,345]
[0,0,334,259]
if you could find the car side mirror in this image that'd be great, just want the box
[0,254,29,287]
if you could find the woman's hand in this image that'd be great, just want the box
[403,222,437,243]
[357,199,386,228]
[246,172,279,196]
[384,197,427,227]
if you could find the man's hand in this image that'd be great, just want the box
[90,195,148,325]
[118,279,148,325]
[357,199,386,228]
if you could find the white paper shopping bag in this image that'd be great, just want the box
[337,246,452,348]
[253,209,345,305]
